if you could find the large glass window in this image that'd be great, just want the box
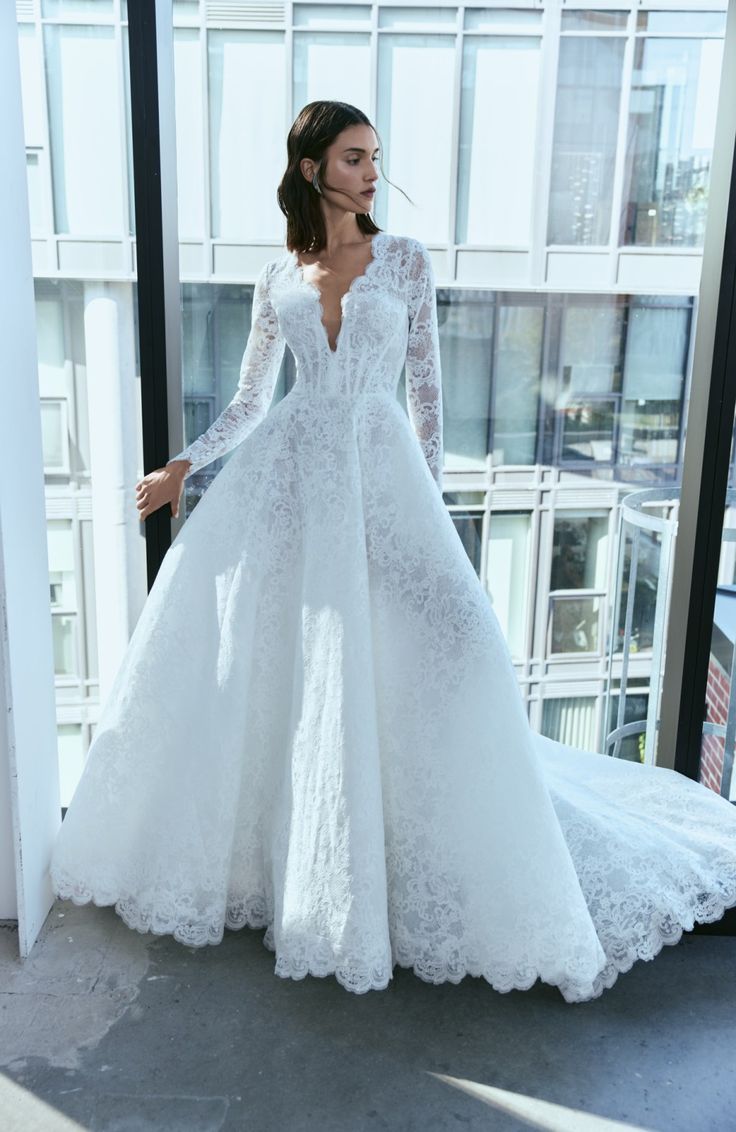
[486,512,532,662]
[376,30,456,240]
[174,28,206,241]
[549,515,609,656]
[456,34,541,247]
[555,301,625,464]
[293,7,371,124]
[43,24,127,237]
[492,302,544,467]
[208,31,286,240]
[430,291,493,474]
[547,35,626,246]
[621,27,725,246]
[619,298,690,470]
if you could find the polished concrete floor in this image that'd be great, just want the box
[1,900,735,1132]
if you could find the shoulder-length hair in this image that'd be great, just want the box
[277,101,409,254]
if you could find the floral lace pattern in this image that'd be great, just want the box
[169,232,444,492]
[51,232,736,1002]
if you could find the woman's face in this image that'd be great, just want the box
[311,124,380,214]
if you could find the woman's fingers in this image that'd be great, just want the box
[135,467,186,521]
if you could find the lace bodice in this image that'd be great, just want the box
[168,232,444,491]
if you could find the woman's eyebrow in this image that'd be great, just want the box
[342,146,380,154]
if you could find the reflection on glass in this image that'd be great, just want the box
[560,400,615,464]
[547,36,626,245]
[432,293,492,474]
[456,36,541,246]
[620,36,723,247]
[701,487,736,800]
[620,299,689,466]
[607,689,649,763]
[702,593,734,797]
[560,303,624,396]
[615,528,662,653]
[547,297,688,475]
[549,596,601,654]
[492,304,543,465]
[549,515,607,655]
[636,11,727,37]
[560,11,627,32]
[551,515,608,590]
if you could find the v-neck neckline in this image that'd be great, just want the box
[291,232,384,357]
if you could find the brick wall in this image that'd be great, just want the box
[702,653,729,794]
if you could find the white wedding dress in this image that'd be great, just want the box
[50,231,736,1002]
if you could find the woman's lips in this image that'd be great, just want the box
[361,189,375,197]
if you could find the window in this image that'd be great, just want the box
[492,302,543,466]
[486,512,532,661]
[41,398,70,473]
[456,34,541,246]
[548,514,608,656]
[547,34,626,246]
[542,695,598,749]
[621,29,725,247]
[48,519,78,679]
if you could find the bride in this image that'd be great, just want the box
[50,100,736,1003]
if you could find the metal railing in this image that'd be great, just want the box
[603,488,679,764]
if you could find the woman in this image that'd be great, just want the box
[50,100,736,1002]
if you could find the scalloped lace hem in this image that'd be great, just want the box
[50,873,736,1004]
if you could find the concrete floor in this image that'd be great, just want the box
[1,902,735,1132]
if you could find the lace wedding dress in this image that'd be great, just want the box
[50,231,736,1002]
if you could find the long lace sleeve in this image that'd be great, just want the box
[167,260,286,477]
[405,239,444,493]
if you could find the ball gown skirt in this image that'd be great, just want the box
[49,232,736,1002]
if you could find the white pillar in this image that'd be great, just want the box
[0,7,61,951]
[84,283,147,703]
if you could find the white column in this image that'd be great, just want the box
[0,8,61,950]
[84,283,147,704]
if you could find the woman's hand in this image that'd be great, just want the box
[135,461,191,521]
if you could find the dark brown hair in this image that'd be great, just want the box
[277,101,411,254]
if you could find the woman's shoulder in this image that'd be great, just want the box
[380,232,426,254]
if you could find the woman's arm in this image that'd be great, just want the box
[405,240,444,494]
[167,259,286,477]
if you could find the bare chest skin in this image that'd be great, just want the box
[296,236,376,353]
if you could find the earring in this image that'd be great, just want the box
[312,170,322,196]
